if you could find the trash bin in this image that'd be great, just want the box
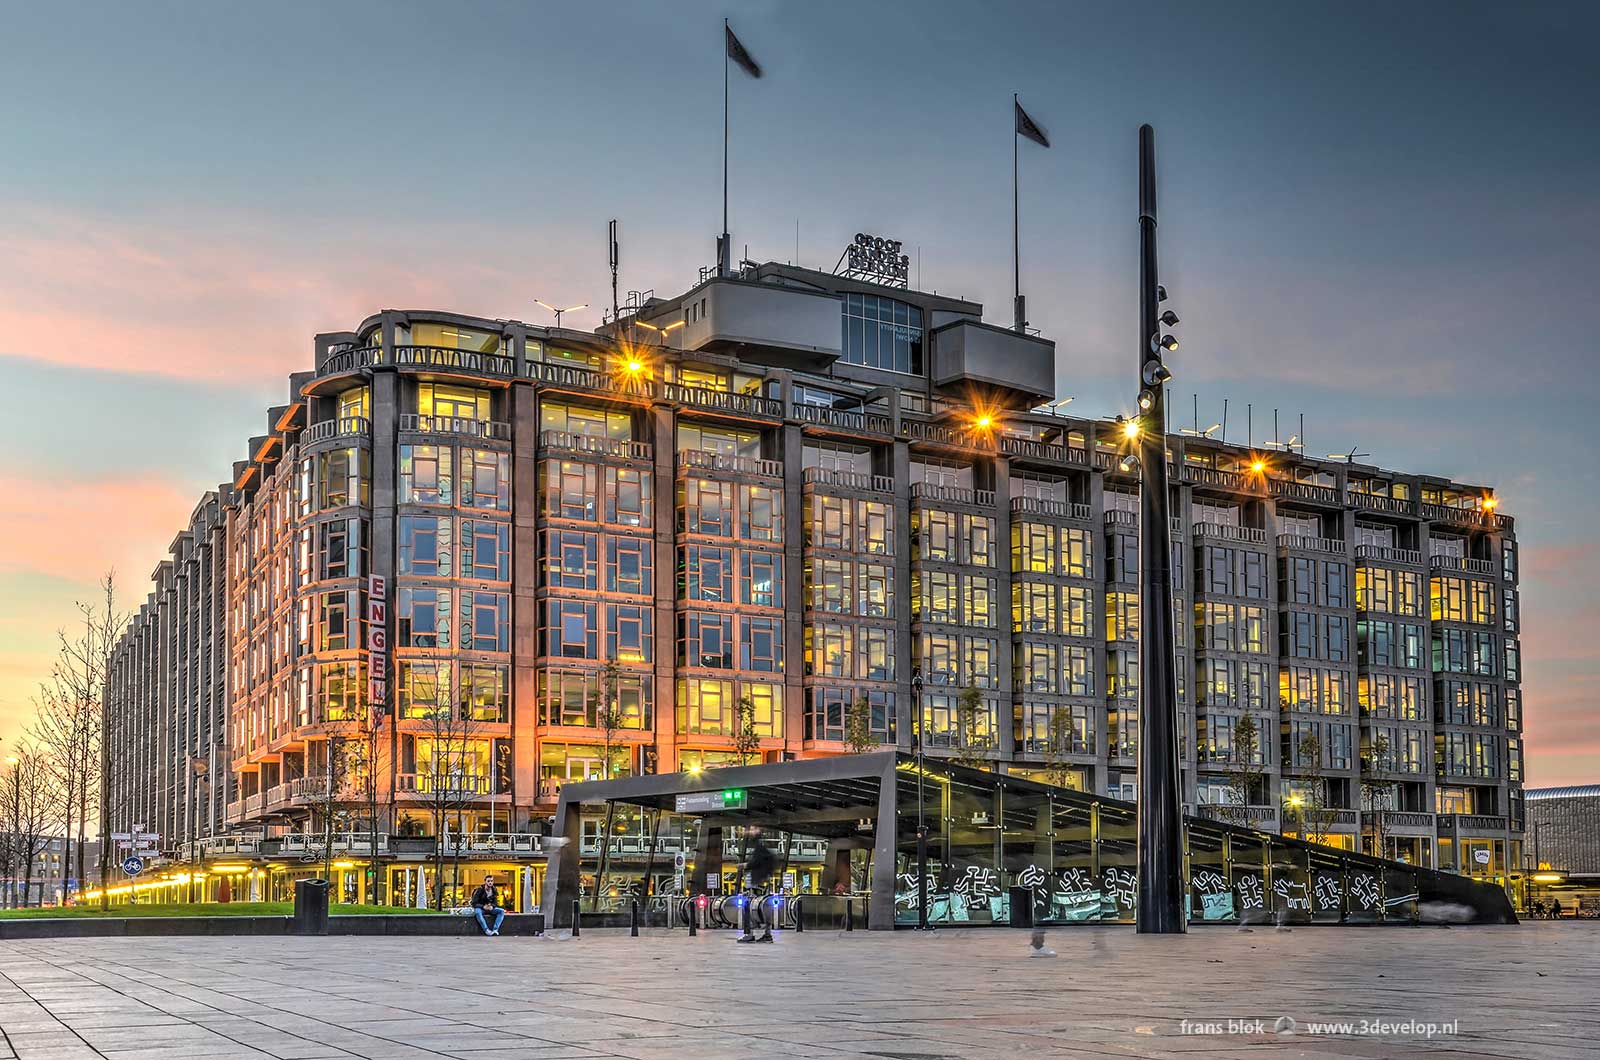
[1007,886,1034,928]
[293,878,331,935]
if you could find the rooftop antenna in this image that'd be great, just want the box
[1327,445,1371,464]
[1299,413,1306,455]
[1247,403,1253,448]
[1192,393,1200,435]
[795,218,799,266]
[608,219,620,324]
[1220,398,1229,444]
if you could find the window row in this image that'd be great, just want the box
[1432,628,1500,678]
[807,558,894,617]
[804,686,896,743]
[1017,702,1097,755]
[1199,712,1269,766]
[1284,719,1355,770]
[678,612,785,672]
[542,599,653,663]
[912,509,996,566]
[1198,545,1269,600]
[674,678,783,738]
[1015,642,1096,697]
[396,517,511,580]
[1438,730,1503,779]
[299,448,371,514]
[1356,619,1426,670]
[397,445,510,510]
[805,495,895,555]
[1197,658,1274,712]
[1430,575,1497,625]
[1365,725,1430,774]
[1355,566,1425,617]
[1280,556,1350,609]
[1280,665,1353,716]
[1436,680,1504,728]
[804,622,896,681]
[536,667,653,729]
[394,660,511,722]
[393,588,511,651]
[297,517,370,583]
[1282,611,1350,662]
[541,460,652,526]
[919,693,1001,749]
[1196,602,1268,654]
[915,570,997,627]
[544,530,653,594]
[681,545,783,607]
[677,478,783,540]
[1012,580,1094,637]
[1012,522,1093,578]
[915,632,1000,689]
[1359,673,1427,722]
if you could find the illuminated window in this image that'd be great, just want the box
[417,382,491,421]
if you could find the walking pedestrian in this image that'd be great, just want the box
[736,826,778,944]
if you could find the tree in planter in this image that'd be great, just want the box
[1291,732,1338,847]
[1224,710,1266,828]
[1360,733,1394,860]
[733,693,762,765]
[843,696,877,755]
[0,746,56,907]
[596,658,625,779]
[313,734,360,894]
[1042,707,1078,789]
[952,687,989,771]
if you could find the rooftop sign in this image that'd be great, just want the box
[838,233,909,288]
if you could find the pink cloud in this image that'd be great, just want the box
[0,204,612,383]
[0,471,195,583]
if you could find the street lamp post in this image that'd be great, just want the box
[912,668,929,931]
[1132,123,1187,934]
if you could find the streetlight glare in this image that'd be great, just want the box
[1122,419,1141,441]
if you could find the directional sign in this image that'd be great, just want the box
[122,856,145,877]
[674,789,748,813]
[673,853,687,870]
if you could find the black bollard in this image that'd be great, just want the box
[740,895,751,935]
[794,896,804,933]
[845,896,854,932]
[630,900,640,937]
[571,899,581,939]
[688,898,698,936]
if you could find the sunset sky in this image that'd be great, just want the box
[1,1,1594,785]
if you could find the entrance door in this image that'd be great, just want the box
[567,755,604,782]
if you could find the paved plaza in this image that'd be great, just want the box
[0,923,1593,1060]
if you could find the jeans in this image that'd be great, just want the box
[473,906,505,934]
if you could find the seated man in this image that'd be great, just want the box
[469,874,507,936]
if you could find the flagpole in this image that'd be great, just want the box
[722,18,730,277]
[1013,94,1021,331]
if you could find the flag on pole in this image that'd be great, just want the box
[726,24,763,79]
[1015,99,1050,148]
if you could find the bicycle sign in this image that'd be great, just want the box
[122,855,145,877]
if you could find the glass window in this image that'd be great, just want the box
[417,381,491,421]
[459,449,510,510]
[396,587,449,648]
[545,599,598,659]
[459,591,510,652]
[741,484,782,541]
[397,660,450,721]
[606,466,652,528]
[607,603,653,664]
[741,550,783,608]
[398,516,452,576]
[460,519,510,581]
[680,544,733,602]
[459,662,510,722]
[606,536,653,595]
[840,293,923,374]
[541,460,598,521]
[544,530,598,590]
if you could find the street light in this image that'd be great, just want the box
[534,300,589,329]
[632,318,685,344]
[911,667,929,931]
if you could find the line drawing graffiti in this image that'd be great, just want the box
[1104,867,1137,909]
[1313,875,1343,911]
[1191,869,1228,894]
[952,865,1001,900]
[1236,874,1265,908]
[1273,878,1311,910]
[1350,874,1379,909]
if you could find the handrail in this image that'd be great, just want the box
[1355,545,1423,566]
[1270,478,1341,505]
[793,403,892,435]
[315,345,382,376]
[1193,522,1268,544]
[801,467,894,493]
[1011,496,1092,520]
[1277,533,1347,554]
[663,382,782,419]
[1429,554,1496,575]
[302,416,370,444]
[678,448,783,478]
[539,430,653,460]
[393,344,514,377]
[399,414,511,440]
[910,482,993,506]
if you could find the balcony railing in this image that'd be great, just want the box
[302,416,370,444]
[1348,490,1413,515]
[198,835,262,857]
[802,467,894,493]
[1374,810,1436,830]
[1194,804,1281,829]
[901,419,966,446]
[278,832,390,855]
[1104,509,1137,528]
[315,345,382,376]
[526,359,617,394]
[999,435,1087,465]
[1186,466,1253,491]
[395,772,493,797]
[793,403,892,435]
[539,430,653,461]
[438,833,547,856]
[663,382,782,419]
[1429,554,1496,575]
[1192,522,1268,545]
[910,482,994,506]
[398,414,511,440]
[393,344,514,377]
[1012,496,1092,521]
[678,448,783,478]
[1269,478,1341,505]
[1436,813,1509,834]
[288,774,365,801]
[1277,534,1347,555]
[1355,544,1424,566]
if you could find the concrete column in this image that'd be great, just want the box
[869,761,900,929]
[510,383,540,818]
[649,405,678,771]
[781,423,806,754]
[991,456,1015,759]
[891,440,913,748]
[542,795,583,926]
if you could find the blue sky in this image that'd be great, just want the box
[0,0,1595,781]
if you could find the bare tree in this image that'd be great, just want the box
[1361,733,1394,860]
[0,746,58,906]
[1291,732,1337,847]
[952,686,988,771]
[1224,710,1266,828]
[597,658,623,779]
[416,666,486,908]
[1042,707,1077,789]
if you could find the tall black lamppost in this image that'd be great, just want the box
[911,668,929,930]
[1133,124,1187,934]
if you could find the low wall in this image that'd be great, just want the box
[0,912,547,940]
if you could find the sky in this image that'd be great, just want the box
[0,1,1595,785]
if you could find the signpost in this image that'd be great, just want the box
[121,855,144,877]
[674,789,747,814]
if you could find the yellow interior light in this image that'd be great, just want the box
[687,763,703,776]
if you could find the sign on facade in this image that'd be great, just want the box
[368,574,388,715]
[674,789,747,813]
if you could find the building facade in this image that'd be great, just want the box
[103,256,1526,900]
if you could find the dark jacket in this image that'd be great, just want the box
[470,884,502,909]
[744,836,779,888]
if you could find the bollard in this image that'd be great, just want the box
[571,899,581,939]
[630,900,640,937]
[845,897,854,932]
[740,895,751,935]
[794,896,804,933]
[689,897,698,936]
